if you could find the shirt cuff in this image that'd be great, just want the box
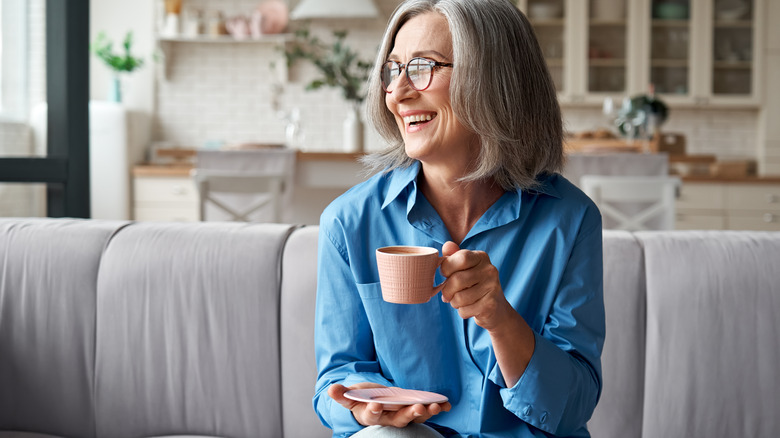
[494,331,572,434]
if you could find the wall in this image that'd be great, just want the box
[1,0,778,197]
[758,0,780,174]
[146,0,770,166]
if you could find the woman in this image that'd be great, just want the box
[313,0,605,436]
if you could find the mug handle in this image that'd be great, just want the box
[431,255,447,295]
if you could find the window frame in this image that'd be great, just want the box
[0,0,90,218]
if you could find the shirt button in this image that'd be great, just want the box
[522,405,532,416]
[540,412,548,423]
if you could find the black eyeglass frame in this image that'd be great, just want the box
[381,57,454,93]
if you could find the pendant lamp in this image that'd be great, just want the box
[290,0,380,19]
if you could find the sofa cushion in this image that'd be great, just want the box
[587,230,646,438]
[0,432,69,438]
[0,218,128,438]
[280,226,331,438]
[636,231,780,437]
[93,222,295,438]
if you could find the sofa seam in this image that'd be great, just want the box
[276,223,307,438]
[91,220,135,438]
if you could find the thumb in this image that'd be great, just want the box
[442,241,460,257]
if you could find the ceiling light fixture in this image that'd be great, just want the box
[290,0,380,19]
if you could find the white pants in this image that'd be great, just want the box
[351,423,445,437]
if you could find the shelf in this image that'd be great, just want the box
[530,19,565,27]
[157,34,293,44]
[589,19,628,27]
[156,34,292,80]
[588,58,627,67]
[713,19,753,28]
[650,59,690,68]
[651,19,690,27]
[713,61,752,69]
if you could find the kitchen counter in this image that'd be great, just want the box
[132,151,369,225]
[679,175,780,184]
[133,151,365,176]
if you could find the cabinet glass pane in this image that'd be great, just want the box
[712,0,753,95]
[587,0,629,93]
[650,0,691,95]
[527,0,566,93]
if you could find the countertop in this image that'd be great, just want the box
[133,151,365,177]
[132,151,780,184]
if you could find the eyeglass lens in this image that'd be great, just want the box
[381,58,432,92]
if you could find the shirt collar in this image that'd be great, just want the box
[381,161,421,210]
[380,161,562,210]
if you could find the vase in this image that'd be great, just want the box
[343,103,364,153]
[109,75,122,103]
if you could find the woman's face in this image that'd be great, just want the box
[385,12,478,168]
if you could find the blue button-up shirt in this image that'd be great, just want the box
[313,162,605,437]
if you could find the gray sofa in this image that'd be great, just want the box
[1,218,778,438]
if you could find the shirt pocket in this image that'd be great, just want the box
[354,281,454,394]
[355,281,384,300]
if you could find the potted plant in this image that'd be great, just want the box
[91,31,145,103]
[280,28,372,152]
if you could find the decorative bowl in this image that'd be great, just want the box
[529,3,563,20]
[653,2,689,20]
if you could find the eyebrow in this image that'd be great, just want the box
[387,50,451,62]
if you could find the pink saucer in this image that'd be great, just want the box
[344,387,448,411]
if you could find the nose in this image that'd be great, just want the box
[386,72,417,103]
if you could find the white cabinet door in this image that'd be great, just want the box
[133,175,199,222]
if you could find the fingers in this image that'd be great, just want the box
[328,384,448,428]
[327,383,351,407]
[441,240,460,257]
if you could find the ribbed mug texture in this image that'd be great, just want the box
[376,246,440,304]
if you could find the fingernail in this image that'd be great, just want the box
[371,410,381,415]
[413,412,422,417]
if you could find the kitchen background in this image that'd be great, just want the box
[1,0,779,218]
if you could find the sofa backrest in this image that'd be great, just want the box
[93,222,295,438]
[279,225,331,437]
[588,230,647,438]
[0,218,128,438]
[636,231,780,437]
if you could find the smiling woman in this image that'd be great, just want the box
[313,1,603,437]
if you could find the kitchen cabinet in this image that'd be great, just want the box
[131,152,369,224]
[676,180,780,230]
[132,167,199,222]
[517,0,765,107]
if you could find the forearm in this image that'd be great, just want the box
[488,303,536,388]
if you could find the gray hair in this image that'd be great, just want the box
[362,0,563,190]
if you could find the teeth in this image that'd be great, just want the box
[403,114,433,124]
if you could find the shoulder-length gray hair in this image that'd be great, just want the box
[363,0,563,190]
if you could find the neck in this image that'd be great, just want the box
[418,167,505,244]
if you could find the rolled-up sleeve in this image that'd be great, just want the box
[489,223,605,435]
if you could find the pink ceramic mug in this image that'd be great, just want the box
[376,246,445,304]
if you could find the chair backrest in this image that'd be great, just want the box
[192,169,285,223]
[581,175,681,231]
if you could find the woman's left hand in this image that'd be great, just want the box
[439,241,514,330]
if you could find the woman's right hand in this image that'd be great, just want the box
[328,382,451,428]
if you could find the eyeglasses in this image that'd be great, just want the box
[380,57,454,93]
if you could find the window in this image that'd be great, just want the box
[0,0,29,121]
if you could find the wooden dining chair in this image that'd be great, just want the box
[580,175,682,231]
[192,169,285,223]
